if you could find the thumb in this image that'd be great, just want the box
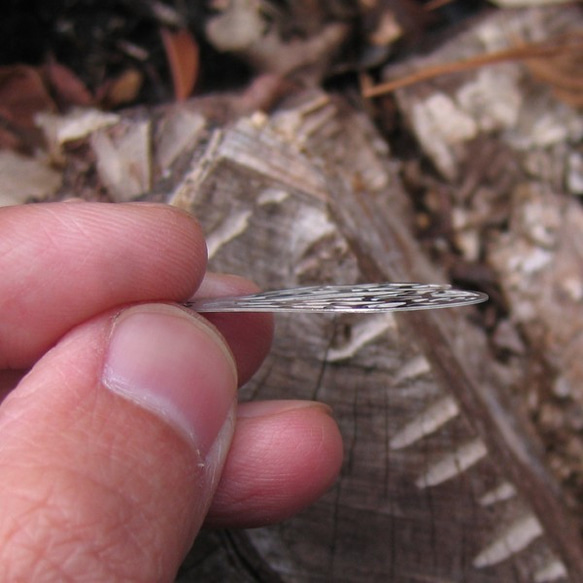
[0,304,238,581]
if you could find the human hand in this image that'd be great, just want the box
[0,202,343,581]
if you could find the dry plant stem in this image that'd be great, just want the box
[363,34,583,97]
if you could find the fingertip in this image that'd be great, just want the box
[202,312,274,386]
[102,304,238,456]
[193,273,274,385]
[195,272,259,298]
[0,202,209,368]
[206,401,343,528]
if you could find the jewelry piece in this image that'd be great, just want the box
[185,283,488,314]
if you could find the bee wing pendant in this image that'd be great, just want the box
[185,283,488,314]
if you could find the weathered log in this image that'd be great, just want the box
[162,91,581,581]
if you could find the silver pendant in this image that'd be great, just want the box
[185,283,488,314]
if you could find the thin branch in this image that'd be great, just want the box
[363,34,583,98]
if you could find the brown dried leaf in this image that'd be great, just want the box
[97,68,144,109]
[0,65,55,122]
[160,27,199,101]
[0,65,55,151]
[43,60,94,108]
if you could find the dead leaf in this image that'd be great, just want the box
[97,68,144,109]
[0,65,55,151]
[160,27,199,101]
[43,59,94,108]
[0,65,55,122]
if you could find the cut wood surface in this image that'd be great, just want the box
[162,91,582,581]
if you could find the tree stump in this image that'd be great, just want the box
[157,90,581,581]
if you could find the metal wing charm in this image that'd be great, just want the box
[185,283,488,314]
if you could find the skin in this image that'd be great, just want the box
[0,202,343,581]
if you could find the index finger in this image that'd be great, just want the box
[0,202,206,368]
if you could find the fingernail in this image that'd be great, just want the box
[102,305,237,457]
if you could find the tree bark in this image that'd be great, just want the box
[163,90,582,581]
